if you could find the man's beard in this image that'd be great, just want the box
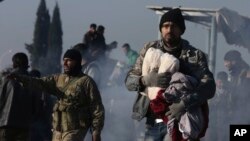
[164,34,180,46]
[64,65,81,76]
[228,64,240,76]
[228,67,237,76]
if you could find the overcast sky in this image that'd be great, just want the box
[1,0,250,73]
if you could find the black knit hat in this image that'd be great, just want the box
[159,8,186,34]
[224,50,241,62]
[63,49,82,65]
[122,43,130,49]
[12,52,29,69]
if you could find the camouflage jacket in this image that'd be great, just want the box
[19,72,104,134]
[125,39,216,121]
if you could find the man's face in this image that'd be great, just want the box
[216,79,223,89]
[224,60,236,72]
[63,58,77,74]
[90,27,96,32]
[122,47,128,55]
[161,22,182,46]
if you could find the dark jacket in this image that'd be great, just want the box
[83,30,97,46]
[229,60,250,123]
[0,68,34,129]
[125,39,216,121]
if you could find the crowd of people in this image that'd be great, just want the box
[0,22,139,141]
[207,50,250,141]
[0,8,250,141]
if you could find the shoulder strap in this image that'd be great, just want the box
[60,76,82,93]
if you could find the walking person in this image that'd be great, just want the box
[223,50,250,124]
[83,23,97,46]
[208,71,232,141]
[125,8,215,141]
[0,52,35,141]
[121,43,139,68]
[9,49,105,141]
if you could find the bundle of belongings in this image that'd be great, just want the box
[141,48,208,140]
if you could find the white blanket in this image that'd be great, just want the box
[140,47,179,100]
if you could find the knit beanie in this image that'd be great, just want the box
[224,50,241,62]
[159,8,186,34]
[12,52,29,69]
[63,49,82,65]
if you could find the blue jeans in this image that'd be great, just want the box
[144,122,168,141]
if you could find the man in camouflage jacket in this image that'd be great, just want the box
[125,8,215,141]
[13,49,105,141]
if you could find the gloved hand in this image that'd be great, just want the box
[165,100,186,121]
[141,70,170,88]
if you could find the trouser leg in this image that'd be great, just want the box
[144,122,167,141]
[0,128,29,141]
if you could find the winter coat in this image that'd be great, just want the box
[125,39,215,128]
[0,68,34,129]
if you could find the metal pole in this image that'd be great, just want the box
[206,27,211,61]
[158,14,162,39]
[209,16,217,74]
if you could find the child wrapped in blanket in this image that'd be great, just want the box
[141,47,206,141]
